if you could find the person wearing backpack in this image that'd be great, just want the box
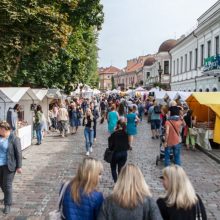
[148,100,161,139]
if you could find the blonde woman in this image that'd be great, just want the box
[157,165,207,220]
[62,157,104,220]
[98,164,162,220]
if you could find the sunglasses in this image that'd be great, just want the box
[159,176,164,180]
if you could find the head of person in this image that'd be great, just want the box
[90,102,94,109]
[161,105,168,115]
[13,104,20,112]
[169,100,177,107]
[161,165,197,209]
[71,157,103,204]
[153,100,158,106]
[118,103,125,115]
[112,164,152,209]
[0,121,11,137]
[111,104,116,111]
[36,105,43,113]
[187,109,193,117]
[128,106,133,113]
[60,103,65,108]
[86,108,92,116]
[132,105,137,112]
[116,120,126,132]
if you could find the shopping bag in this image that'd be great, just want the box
[189,127,197,136]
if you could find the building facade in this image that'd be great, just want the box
[170,1,220,92]
[114,56,148,90]
[143,39,177,90]
[99,66,120,91]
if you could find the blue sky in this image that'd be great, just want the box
[98,0,217,68]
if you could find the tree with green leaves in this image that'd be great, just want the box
[0,0,104,93]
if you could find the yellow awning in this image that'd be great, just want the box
[186,92,220,144]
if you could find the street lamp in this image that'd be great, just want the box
[158,63,163,90]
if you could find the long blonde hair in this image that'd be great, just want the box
[163,165,198,209]
[71,157,103,204]
[112,164,152,209]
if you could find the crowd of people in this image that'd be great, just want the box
[0,93,207,219]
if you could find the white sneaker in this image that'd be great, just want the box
[86,151,90,156]
[89,147,93,153]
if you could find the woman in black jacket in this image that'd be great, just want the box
[108,120,129,182]
[157,165,207,220]
[0,121,22,214]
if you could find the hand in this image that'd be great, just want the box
[16,168,22,174]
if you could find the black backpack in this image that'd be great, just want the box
[154,105,161,114]
[100,101,106,110]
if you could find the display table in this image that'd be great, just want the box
[17,125,32,150]
[195,127,214,151]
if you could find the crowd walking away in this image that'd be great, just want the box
[1,93,210,218]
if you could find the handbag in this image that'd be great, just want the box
[48,181,70,220]
[189,127,197,136]
[104,148,114,163]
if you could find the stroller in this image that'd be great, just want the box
[156,126,173,166]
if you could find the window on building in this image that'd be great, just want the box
[206,88,209,92]
[195,48,198,69]
[207,40,211,57]
[189,51,192,70]
[147,72,150,78]
[181,57,183,73]
[164,61,169,74]
[194,89,197,92]
[177,59,179,74]
[215,36,219,55]
[173,61,175,75]
[185,54,188,72]
[199,89,203,92]
[213,87,217,92]
[201,44,204,66]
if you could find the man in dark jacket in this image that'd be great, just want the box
[91,102,99,141]
[0,121,22,214]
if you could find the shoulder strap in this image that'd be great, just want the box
[57,181,70,210]
[168,121,179,137]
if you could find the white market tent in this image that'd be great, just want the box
[0,87,38,122]
[149,87,165,92]
[174,91,192,101]
[164,91,179,100]
[110,89,119,94]
[32,89,49,117]
[32,89,48,101]
[93,89,101,95]
[135,87,146,92]
[47,89,62,99]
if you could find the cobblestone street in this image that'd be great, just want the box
[0,119,220,220]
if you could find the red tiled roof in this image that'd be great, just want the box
[99,66,121,75]
[126,62,143,73]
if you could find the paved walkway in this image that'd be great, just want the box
[0,119,220,220]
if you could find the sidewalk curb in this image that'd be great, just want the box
[197,145,220,164]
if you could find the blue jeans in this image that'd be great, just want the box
[110,151,127,182]
[84,127,94,151]
[164,143,181,167]
[36,128,42,144]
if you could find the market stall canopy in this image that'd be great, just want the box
[110,89,119,94]
[186,92,220,144]
[93,89,101,95]
[149,87,165,92]
[174,91,192,101]
[135,87,146,92]
[0,87,38,102]
[47,89,62,99]
[32,89,48,101]
[165,91,178,100]
[154,91,166,100]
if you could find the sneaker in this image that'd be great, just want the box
[3,205,10,214]
[89,147,93,153]
[86,151,90,156]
